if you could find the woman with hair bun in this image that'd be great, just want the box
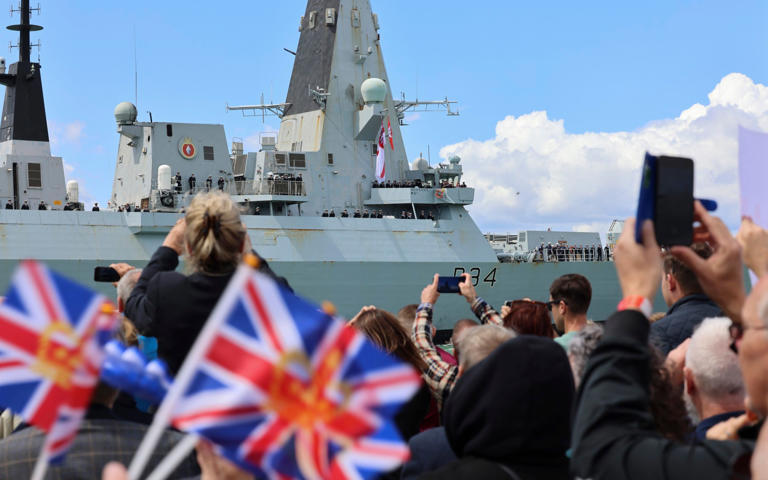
[124,192,291,374]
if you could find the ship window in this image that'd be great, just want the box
[166,124,173,137]
[147,135,150,142]
[327,153,333,165]
[275,153,286,165]
[27,163,41,188]
[371,143,377,155]
[203,146,214,160]
[289,153,306,168]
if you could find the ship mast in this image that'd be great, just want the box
[0,0,48,142]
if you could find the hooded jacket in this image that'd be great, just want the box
[420,335,574,480]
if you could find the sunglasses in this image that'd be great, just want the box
[545,299,566,311]
[729,320,768,354]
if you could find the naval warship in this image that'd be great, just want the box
[0,0,627,327]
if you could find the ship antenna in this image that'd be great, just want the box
[133,25,138,108]
[8,0,42,65]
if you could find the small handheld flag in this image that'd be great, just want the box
[131,264,421,480]
[0,260,118,466]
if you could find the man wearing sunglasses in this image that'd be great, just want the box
[571,203,767,479]
[547,274,592,350]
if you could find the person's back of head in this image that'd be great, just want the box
[662,242,712,303]
[353,308,427,373]
[397,303,418,333]
[685,317,745,420]
[549,273,592,316]
[184,192,246,274]
[503,300,555,338]
[567,324,604,389]
[444,335,574,469]
[116,268,142,313]
[455,324,515,373]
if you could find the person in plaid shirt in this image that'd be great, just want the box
[412,273,506,409]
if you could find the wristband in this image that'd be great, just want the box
[617,295,652,318]
[417,302,433,311]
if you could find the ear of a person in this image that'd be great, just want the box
[684,367,695,394]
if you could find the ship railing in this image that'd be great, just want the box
[230,179,306,197]
[530,249,613,263]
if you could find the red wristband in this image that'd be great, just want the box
[617,295,652,318]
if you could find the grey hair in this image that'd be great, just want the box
[567,324,604,389]
[456,324,515,371]
[116,269,142,305]
[686,317,744,401]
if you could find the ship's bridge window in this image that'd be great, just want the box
[275,153,286,165]
[204,146,214,160]
[27,163,41,188]
[327,153,334,165]
[289,153,306,168]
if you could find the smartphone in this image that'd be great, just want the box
[437,276,464,293]
[93,266,121,283]
[635,153,694,246]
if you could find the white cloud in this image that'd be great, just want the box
[440,73,768,233]
[49,120,86,146]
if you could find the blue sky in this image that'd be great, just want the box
[18,0,768,231]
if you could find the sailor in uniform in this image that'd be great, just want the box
[218,177,225,191]
[188,174,196,192]
[175,172,183,193]
[5,200,13,209]
[205,176,213,191]
[38,201,47,210]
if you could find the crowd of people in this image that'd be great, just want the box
[534,242,612,262]
[4,199,49,210]
[1,192,768,480]
[372,179,468,189]
[321,208,438,220]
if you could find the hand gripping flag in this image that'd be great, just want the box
[166,265,421,479]
[0,260,118,463]
[375,120,386,183]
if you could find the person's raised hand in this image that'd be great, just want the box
[109,263,136,278]
[163,218,187,255]
[197,440,255,480]
[458,273,477,304]
[670,201,746,323]
[705,413,752,441]
[421,274,440,305]
[736,216,768,279]
[613,218,662,302]
[101,462,128,480]
[664,338,690,388]
[500,303,511,319]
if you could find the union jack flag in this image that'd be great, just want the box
[169,266,421,479]
[0,260,118,463]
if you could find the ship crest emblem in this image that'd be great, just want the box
[178,137,197,159]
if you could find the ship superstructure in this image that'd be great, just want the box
[0,0,628,326]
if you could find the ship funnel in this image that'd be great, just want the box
[66,180,79,203]
[157,165,172,191]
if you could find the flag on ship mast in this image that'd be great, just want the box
[375,120,386,183]
[387,117,394,150]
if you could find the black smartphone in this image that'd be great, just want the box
[93,266,121,283]
[437,276,464,293]
[655,155,694,246]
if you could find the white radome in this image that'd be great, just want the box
[114,102,138,125]
[361,78,387,104]
[412,157,429,171]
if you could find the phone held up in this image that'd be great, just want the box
[93,266,121,283]
[437,276,465,294]
[635,153,694,247]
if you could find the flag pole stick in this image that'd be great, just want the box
[145,433,199,480]
[127,266,251,480]
[30,442,50,480]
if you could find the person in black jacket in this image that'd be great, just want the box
[420,335,574,480]
[123,192,291,375]
[570,210,756,480]
[650,243,722,355]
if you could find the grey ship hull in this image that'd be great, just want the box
[0,210,627,327]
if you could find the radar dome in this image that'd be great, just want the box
[412,156,429,171]
[114,102,137,125]
[361,78,386,104]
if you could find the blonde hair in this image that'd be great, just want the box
[184,192,246,273]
